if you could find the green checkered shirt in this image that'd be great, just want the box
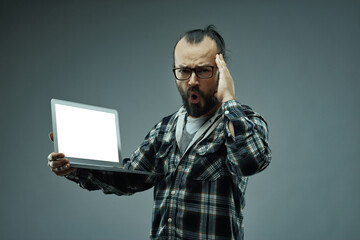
[66,100,271,240]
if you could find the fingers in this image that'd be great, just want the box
[47,152,76,176]
[47,152,68,170]
[52,164,75,176]
[214,53,236,103]
[48,152,65,161]
[215,53,227,70]
[51,162,69,172]
[215,54,230,79]
[52,166,77,177]
[48,156,68,168]
[49,132,54,142]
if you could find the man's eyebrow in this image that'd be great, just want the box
[175,64,212,68]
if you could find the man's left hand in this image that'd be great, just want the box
[214,53,236,103]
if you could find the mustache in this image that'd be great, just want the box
[187,86,204,97]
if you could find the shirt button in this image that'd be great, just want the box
[168,218,172,223]
[225,110,230,115]
[171,190,176,195]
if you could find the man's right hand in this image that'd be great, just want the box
[48,132,77,176]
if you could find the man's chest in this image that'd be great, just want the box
[156,123,229,182]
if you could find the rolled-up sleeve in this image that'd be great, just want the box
[223,100,272,176]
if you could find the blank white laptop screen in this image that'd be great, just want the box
[54,103,119,163]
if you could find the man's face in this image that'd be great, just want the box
[174,37,220,118]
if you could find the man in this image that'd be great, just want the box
[48,25,271,240]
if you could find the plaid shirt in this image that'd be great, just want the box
[66,100,271,240]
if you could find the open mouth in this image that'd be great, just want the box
[189,92,200,104]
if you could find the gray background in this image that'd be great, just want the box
[1,0,359,239]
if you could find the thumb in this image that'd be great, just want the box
[214,90,219,101]
[49,132,54,142]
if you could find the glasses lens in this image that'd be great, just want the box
[195,67,213,78]
[174,66,213,80]
[175,68,191,80]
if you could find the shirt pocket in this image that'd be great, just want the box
[190,140,229,181]
[154,142,174,174]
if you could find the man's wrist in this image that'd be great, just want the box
[221,95,236,103]
[222,99,245,117]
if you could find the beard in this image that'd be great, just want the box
[178,86,219,118]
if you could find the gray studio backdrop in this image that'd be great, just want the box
[1,1,359,239]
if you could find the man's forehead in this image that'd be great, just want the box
[174,37,218,65]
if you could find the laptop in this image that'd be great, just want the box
[51,99,158,176]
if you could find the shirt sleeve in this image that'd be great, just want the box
[222,100,272,176]
[125,121,165,174]
[64,120,165,196]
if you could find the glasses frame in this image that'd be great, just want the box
[172,66,215,81]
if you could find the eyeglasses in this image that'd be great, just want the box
[172,66,215,80]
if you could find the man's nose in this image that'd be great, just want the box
[188,71,199,86]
